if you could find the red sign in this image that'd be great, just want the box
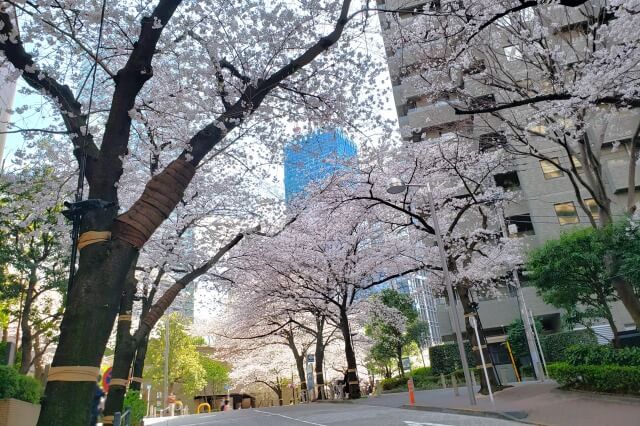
[102,367,113,392]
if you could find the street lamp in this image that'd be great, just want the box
[386,179,477,405]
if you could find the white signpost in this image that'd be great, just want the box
[469,316,494,405]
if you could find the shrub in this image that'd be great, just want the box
[14,375,41,404]
[540,330,597,363]
[124,390,146,426]
[0,366,41,403]
[429,342,474,375]
[380,376,408,391]
[548,362,640,395]
[410,367,432,380]
[564,344,640,367]
[0,342,10,365]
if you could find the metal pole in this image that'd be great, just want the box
[163,316,170,416]
[425,186,476,405]
[529,309,548,378]
[470,317,494,405]
[496,207,544,382]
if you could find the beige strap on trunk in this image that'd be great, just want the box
[130,377,144,383]
[118,314,133,321]
[47,366,100,382]
[110,378,129,387]
[78,231,111,250]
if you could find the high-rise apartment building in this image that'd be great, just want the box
[284,130,358,203]
[376,0,637,359]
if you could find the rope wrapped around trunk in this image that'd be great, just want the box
[113,159,196,248]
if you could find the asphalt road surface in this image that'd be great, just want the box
[143,403,523,426]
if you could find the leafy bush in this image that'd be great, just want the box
[548,362,640,395]
[380,376,408,391]
[564,344,640,367]
[124,390,146,426]
[410,367,432,380]
[0,342,10,365]
[0,366,18,400]
[0,366,41,403]
[429,342,474,375]
[540,330,597,363]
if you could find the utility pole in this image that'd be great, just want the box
[496,207,544,381]
[163,316,170,414]
[425,185,477,405]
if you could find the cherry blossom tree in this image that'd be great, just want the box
[375,0,640,326]
[224,189,425,399]
[0,0,392,421]
[320,134,522,392]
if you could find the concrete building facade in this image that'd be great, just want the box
[376,0,638,349]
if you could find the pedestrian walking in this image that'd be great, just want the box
[90,376,104,426]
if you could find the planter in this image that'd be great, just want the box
[0,398,41,426]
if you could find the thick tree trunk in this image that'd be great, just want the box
[339,309,361,399]
[19,267,37,374]
[458,286,502,394]
[294,355,307,401]
[37,241,138,426]
[103,260,139,423]
[314,319,326,400]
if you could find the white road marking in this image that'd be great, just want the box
[403,421,453,426]
[254,409,328,426]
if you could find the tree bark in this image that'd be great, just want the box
[396,345,405,378]
[602,251,640,330]
[19,266,37,374]
[314,316,326,400]
[285,332,308,401]
[102,259,139,423]
[37,241,138,426]
[129,336,150,392]
[458,286,502,394]
[339,308,361,399]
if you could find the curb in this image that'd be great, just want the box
[400,404,545,425]
[551,387,640,404]
[313,399,355,404]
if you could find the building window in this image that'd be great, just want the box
[506,214,535,236]
[584,198,599,222]
[504,45,523,62]
[479,132,507,152]
[570,154,583,172]
[554,202,580,225]
[469,94,496,110]
[494,171,521,190]
[540,158,563,179]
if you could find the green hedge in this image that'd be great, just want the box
[0,342,9,365]
[564,344,640,367]
[0,366,41,404]
[429,342,474,375]
[380,376,408,391]
[124,390,146,426]
[540,330,597,363]
[548,362,640,395]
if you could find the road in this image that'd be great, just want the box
[143,403,523,426]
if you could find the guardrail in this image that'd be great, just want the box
[114,408,131,426]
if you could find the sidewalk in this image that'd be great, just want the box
[356,381,640,426]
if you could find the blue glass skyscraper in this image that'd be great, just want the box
[284,130,357,203]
